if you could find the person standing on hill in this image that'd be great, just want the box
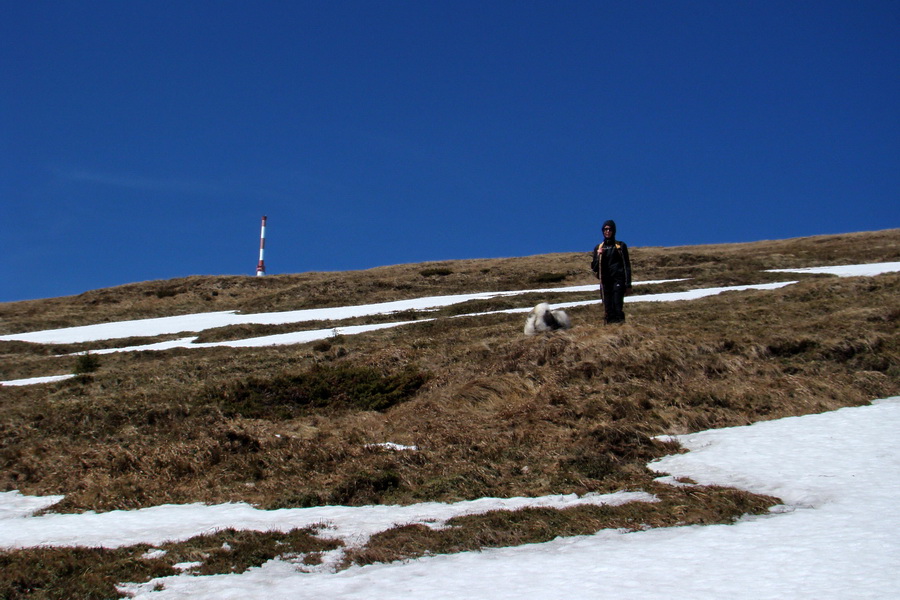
[591,220,632,324]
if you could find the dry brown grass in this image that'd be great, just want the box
[2,228,897,334]
[0,229,898,595]
[344,482,780,568]
[0,527,339,599]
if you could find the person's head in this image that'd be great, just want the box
[602,220,616,240]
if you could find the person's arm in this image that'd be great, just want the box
[590,245,601,279]
[622,243,632,292]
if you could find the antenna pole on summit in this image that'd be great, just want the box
[256,216,267,276]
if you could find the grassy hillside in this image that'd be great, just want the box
[1,229,898,597]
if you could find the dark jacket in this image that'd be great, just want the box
[591,240,632,287]
[591,221,632,288]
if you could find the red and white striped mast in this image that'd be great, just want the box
[256,215,267,276]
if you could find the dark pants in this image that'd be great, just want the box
[602,281,626,324]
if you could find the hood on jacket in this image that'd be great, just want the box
[602,220,617,240]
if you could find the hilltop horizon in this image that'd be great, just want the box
[4,227,898,305]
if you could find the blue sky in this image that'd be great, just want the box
[2,1,898,302]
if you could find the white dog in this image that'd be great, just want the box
[524,302,571,336]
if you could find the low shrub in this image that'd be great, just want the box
[210,363,429,419]
[531,272,567,284]
[329,467,403,505]
[73,352,100,375]
[420,268,453,277]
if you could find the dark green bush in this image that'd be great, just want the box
[212,364,428,419]
[420,268,453,277]
[531,272,567,284]
[330,468,403,504]
[73,352,100,375]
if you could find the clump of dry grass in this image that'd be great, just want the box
[0,527,339,600]
[0,545,172,600]
[344,483,779,567]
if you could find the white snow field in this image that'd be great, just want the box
[1,261,899,597]
[767,261,900,277]
[2,399,897,599]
